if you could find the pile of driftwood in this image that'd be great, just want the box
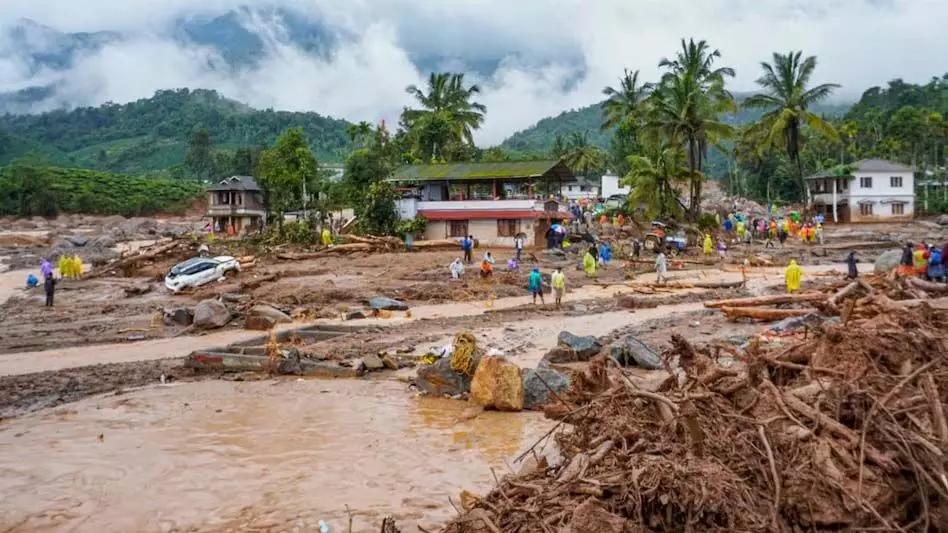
[437,300,948,532]
[704,273,948,321]
[276,235,459,260]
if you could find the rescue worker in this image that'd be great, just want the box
[785,259,802,294]
[551,267,565,308]
[655,248,668,284]
[583,247,597,278]
[913,243,929,278]
[321,227,332,247]
[702,234,713,257]
[528,267,545,305]
[449,258,464,280]
[461,235,474,264]
[479,258,493,278]
[897,242,915,277]
[44,273,56,307]
[846,251,858,279]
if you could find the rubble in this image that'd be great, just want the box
[438,291,948,533]
[606,333,662,369]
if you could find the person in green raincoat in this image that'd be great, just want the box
[703,234,713,256]
[583,247,597,277]
[785,259,802,294]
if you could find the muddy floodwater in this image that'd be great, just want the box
[0,379,553,532]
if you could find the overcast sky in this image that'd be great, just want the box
[2,0,946,144]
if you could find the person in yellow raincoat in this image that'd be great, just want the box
[736,220,746,241]
[913,244,929,277]
[583,247,597,277]
[785,259,802,294]
[702,234,713,256]
[320,227,332,247]
[72,255,83,278]
[57,256,68,278]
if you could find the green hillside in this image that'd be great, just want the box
[501,94,852,156]
[0,89,353,173]
[0,165,204,217]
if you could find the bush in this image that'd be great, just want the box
[395,215,428,237]
[697,213,719,232]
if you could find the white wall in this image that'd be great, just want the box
[601,175,631,197]
[421,218,538,247]
[561,184,599,200]
[849,170,915,219]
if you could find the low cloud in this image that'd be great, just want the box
[1,0,946,144]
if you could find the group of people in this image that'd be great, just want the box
[27,258,60,307]
[898,242,948,281]
[720,211,825,247]
[57,255,84,279]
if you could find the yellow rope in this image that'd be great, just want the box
[450,331,477,376]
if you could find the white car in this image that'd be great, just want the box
[164,256,240,292]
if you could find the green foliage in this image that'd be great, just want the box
[0,164,202,217]
[623,147,691,220]
[394,215,428,237]
[356,182,400,236]
[257,128,320,224]
[696,213,719,232]
[0,89,352,174]
[402,73,486,162]
[562,132,607,177]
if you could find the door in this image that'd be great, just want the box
[535,219,550,248]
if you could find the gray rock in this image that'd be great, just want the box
[415,356,479,397]
[64,235,90,247]
[361,353,385,371]
[166,308,193,327]
[608,334,662,370]
[542,346,577,364]
[874,249,903,274]
[345,309,367,321]
[91,235,117,248]
[556,331,602,361]
[522,361,571,410]
[222,293,252,303]
[249,304,292,324]
[937,214,948,226]
[368,296,410,311]
[193,299,231,329]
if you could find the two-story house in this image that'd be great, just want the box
[805,159,915,223]
[391,160,576,247]
[207,176,267,235]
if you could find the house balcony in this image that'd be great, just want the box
[403,199,570,221]
[207,205,267,217]
[810,191,850,205]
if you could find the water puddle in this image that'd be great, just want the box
[0,379,552,532]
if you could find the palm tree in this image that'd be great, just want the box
[743,51,840,203]
[645,38,736,218]
[623,145,695,219]
[403,72,487,162]
[563,132,606,177]
[345,121,373,147]
[550,133,567,160]
[601,69,651,131]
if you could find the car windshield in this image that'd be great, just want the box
[170,258,215,276]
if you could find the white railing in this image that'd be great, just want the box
[417,200,567,212]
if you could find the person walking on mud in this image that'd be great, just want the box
[551,267,565,308]
[44,273,56,307]
[461,235,474,264]
[528,267,545,305]
[514,234,524,261]
[655,248,668,284]
[846,251,859,279]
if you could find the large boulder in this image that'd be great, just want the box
[937,214,948,226]
[64,235,90,247]
[91,234,117,248]
[244,314,276,331]
[248,304,292,324]
[874,249,903,274]
[608,334,662,370]
[361,352,386,371]
[556,331,602,361]
[470,356,524,411]
[369,296,410,311]
[541,346,577,364]
[165,308,193,327]
[415,356,478,397]
[193,299,231,329]
[522,361,571,410]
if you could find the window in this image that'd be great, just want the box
[892,203,905,215]
[841,179,848,190]
[567,185,573,192]
[497,219,520,237]
[449,220,469,238]
[182,262,216,275]
[860,177,872,188]
[890,176,903,188]
[859,203,874,216]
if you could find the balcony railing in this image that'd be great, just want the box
[207,205,267,217]
[417,199,568,212]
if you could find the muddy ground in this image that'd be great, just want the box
[0,219,943,418]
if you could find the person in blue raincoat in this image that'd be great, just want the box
[928,246,945,281]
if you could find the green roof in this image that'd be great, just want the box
[390,160,575,182]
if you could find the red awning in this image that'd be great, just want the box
[419,209,571,221]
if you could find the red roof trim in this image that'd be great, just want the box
[419,209,571,221]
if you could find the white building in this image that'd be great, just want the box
[601,174,631,198]
[560,176,600,200]
[805,159,914,223]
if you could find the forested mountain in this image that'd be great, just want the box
[0,88,352,173]
[501,92,852,156]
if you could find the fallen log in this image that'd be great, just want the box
[907,277,948,294]
[704,292,825,309]
[827,281,863,309]
[277,243,374,260]
[343,235,403,247]
[411,239,462,250]
[640,280,744,290]
[720,307,814,320]
[87,240,184,278]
